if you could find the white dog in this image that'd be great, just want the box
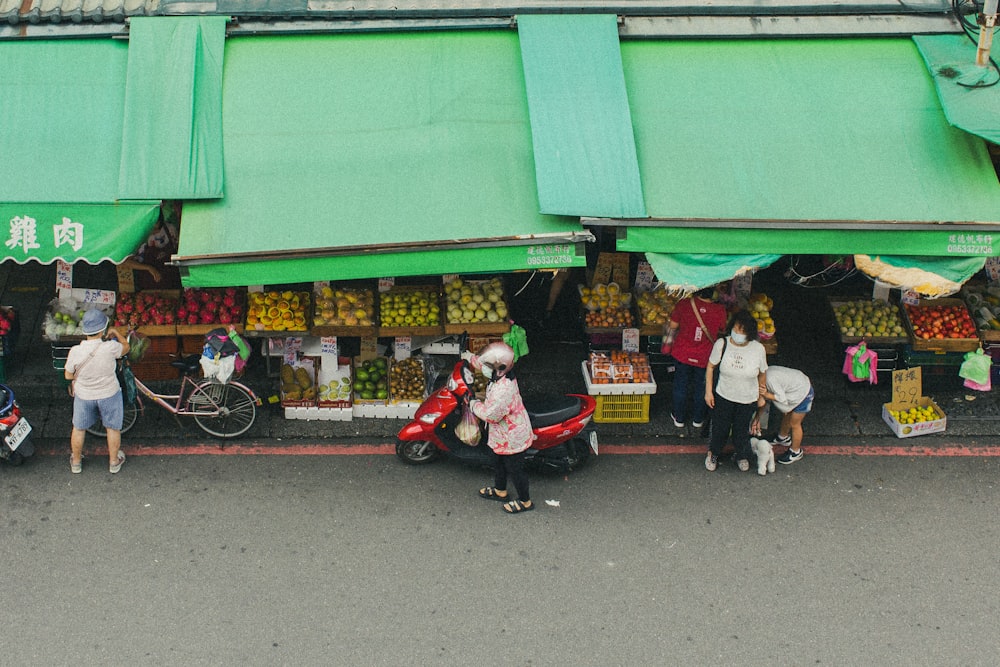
[750,437,775,476]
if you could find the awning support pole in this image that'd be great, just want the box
[976,0,999,68]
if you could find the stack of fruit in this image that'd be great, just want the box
[177,288,245,327]
[636,288,677,329]
[832,299,905,340]
[904,301,977,341]
[354,357,389,401]
[114,291,179,330]
[43,305,88,339]
[588,351,652,385]
[313,285,375,328]
[246,291,310,332]
[280,362,316,403]
[389,357,427,402]
[379,288,441,329]
[580,283,634,329]
[444,278,509,326]
[748,293,776,339]
[886,404,940,425]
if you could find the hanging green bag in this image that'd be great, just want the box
[851,342,871,381]
[503,324,529,362]
[959,348,992,386]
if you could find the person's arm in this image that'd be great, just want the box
[704,363,716,409]
[106,328,130,358]
[120,257,162,283]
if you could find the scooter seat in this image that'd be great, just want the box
[525,395,580,428]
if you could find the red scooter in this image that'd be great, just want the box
[0,383,33,466]
[396,359,598,472]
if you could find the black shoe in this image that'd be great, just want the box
[777,449,803,465]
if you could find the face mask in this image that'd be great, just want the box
[731,333,747,344]
[482,365,494,380]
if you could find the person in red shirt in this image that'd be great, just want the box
[662,287,728,431]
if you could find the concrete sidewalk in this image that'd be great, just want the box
[4,259,1000,458]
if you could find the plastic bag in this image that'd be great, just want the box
[503,324,529,362]
[959,348,992,388]
[455,402,481,446]
[117,359,137,405]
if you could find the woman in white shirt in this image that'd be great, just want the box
[756,365,813,465]
[704,310,768,472]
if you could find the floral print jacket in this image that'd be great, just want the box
[470,376,534,455]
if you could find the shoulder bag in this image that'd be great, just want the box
[67,347,97,398]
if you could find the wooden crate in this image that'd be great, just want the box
[829,298,910,345]
[901,298,980,352]
[377,285,444,336]
[131,354,184,382]
[442,279,510,335]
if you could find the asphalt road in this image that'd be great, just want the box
[3,452,999,666]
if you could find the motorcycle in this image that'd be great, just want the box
[0,383,33,466]
[396,358,598,472]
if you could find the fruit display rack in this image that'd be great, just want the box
[829,298,911,345]
[442,278,511,335]
[901,298,980,353]
[377,285,445,336]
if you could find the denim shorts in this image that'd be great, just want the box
[792,386,815,414]
[73,390,124,431]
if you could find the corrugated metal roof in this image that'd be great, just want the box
[0,0,963,37]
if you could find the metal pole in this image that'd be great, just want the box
[977,0,999,67]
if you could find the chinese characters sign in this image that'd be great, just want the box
[5,216,83,255]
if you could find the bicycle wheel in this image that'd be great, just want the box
[190,381,256,438]
[85,399,140,437]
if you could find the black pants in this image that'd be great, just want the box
[708,395,756,461]
[493,450,529,502]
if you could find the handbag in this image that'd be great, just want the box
[67,347,97,397]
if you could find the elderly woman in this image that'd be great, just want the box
[704,310,768,472]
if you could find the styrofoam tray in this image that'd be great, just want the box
[581,361,657,395]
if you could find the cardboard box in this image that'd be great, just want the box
[280,357,317,408]
[316,355,353,408]
[882,397,947,438]
[882,368,947,438]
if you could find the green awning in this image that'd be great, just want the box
[517,14,645,218]
[620,226,1000,257]
[913,34,1000,145]
[176,32,590,287]
[0,202,160,265]
[615,38,1000,256]
[0,39,161,264]
[119,17,228,199]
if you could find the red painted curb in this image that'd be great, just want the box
[33,442,1000,457]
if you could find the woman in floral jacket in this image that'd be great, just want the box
[467,342,535,514]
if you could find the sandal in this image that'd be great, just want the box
[479,487,509,502]
[503,499,534,514]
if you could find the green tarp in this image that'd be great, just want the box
[913,34,1000,145]
[617,38,1000,256]
[176,32,589,287]
[119,17,228,199]
[0,40,129,204]
[643,253,781,293]
[517,14,645,218]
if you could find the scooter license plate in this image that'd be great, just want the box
[589,430,599,455]
[5,418,32,452]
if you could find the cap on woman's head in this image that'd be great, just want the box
[81,309,109,336]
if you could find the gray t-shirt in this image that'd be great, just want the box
[765,365,812,413]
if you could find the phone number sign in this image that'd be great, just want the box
[525,244,575,267]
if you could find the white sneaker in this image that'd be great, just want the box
[110,451,125,474]
[705,452,718,471]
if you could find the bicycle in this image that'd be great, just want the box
[86,354,260,439]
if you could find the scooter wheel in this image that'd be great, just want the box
[565,438,591,471]
[5,449,24,466]
[395,439,439,465]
